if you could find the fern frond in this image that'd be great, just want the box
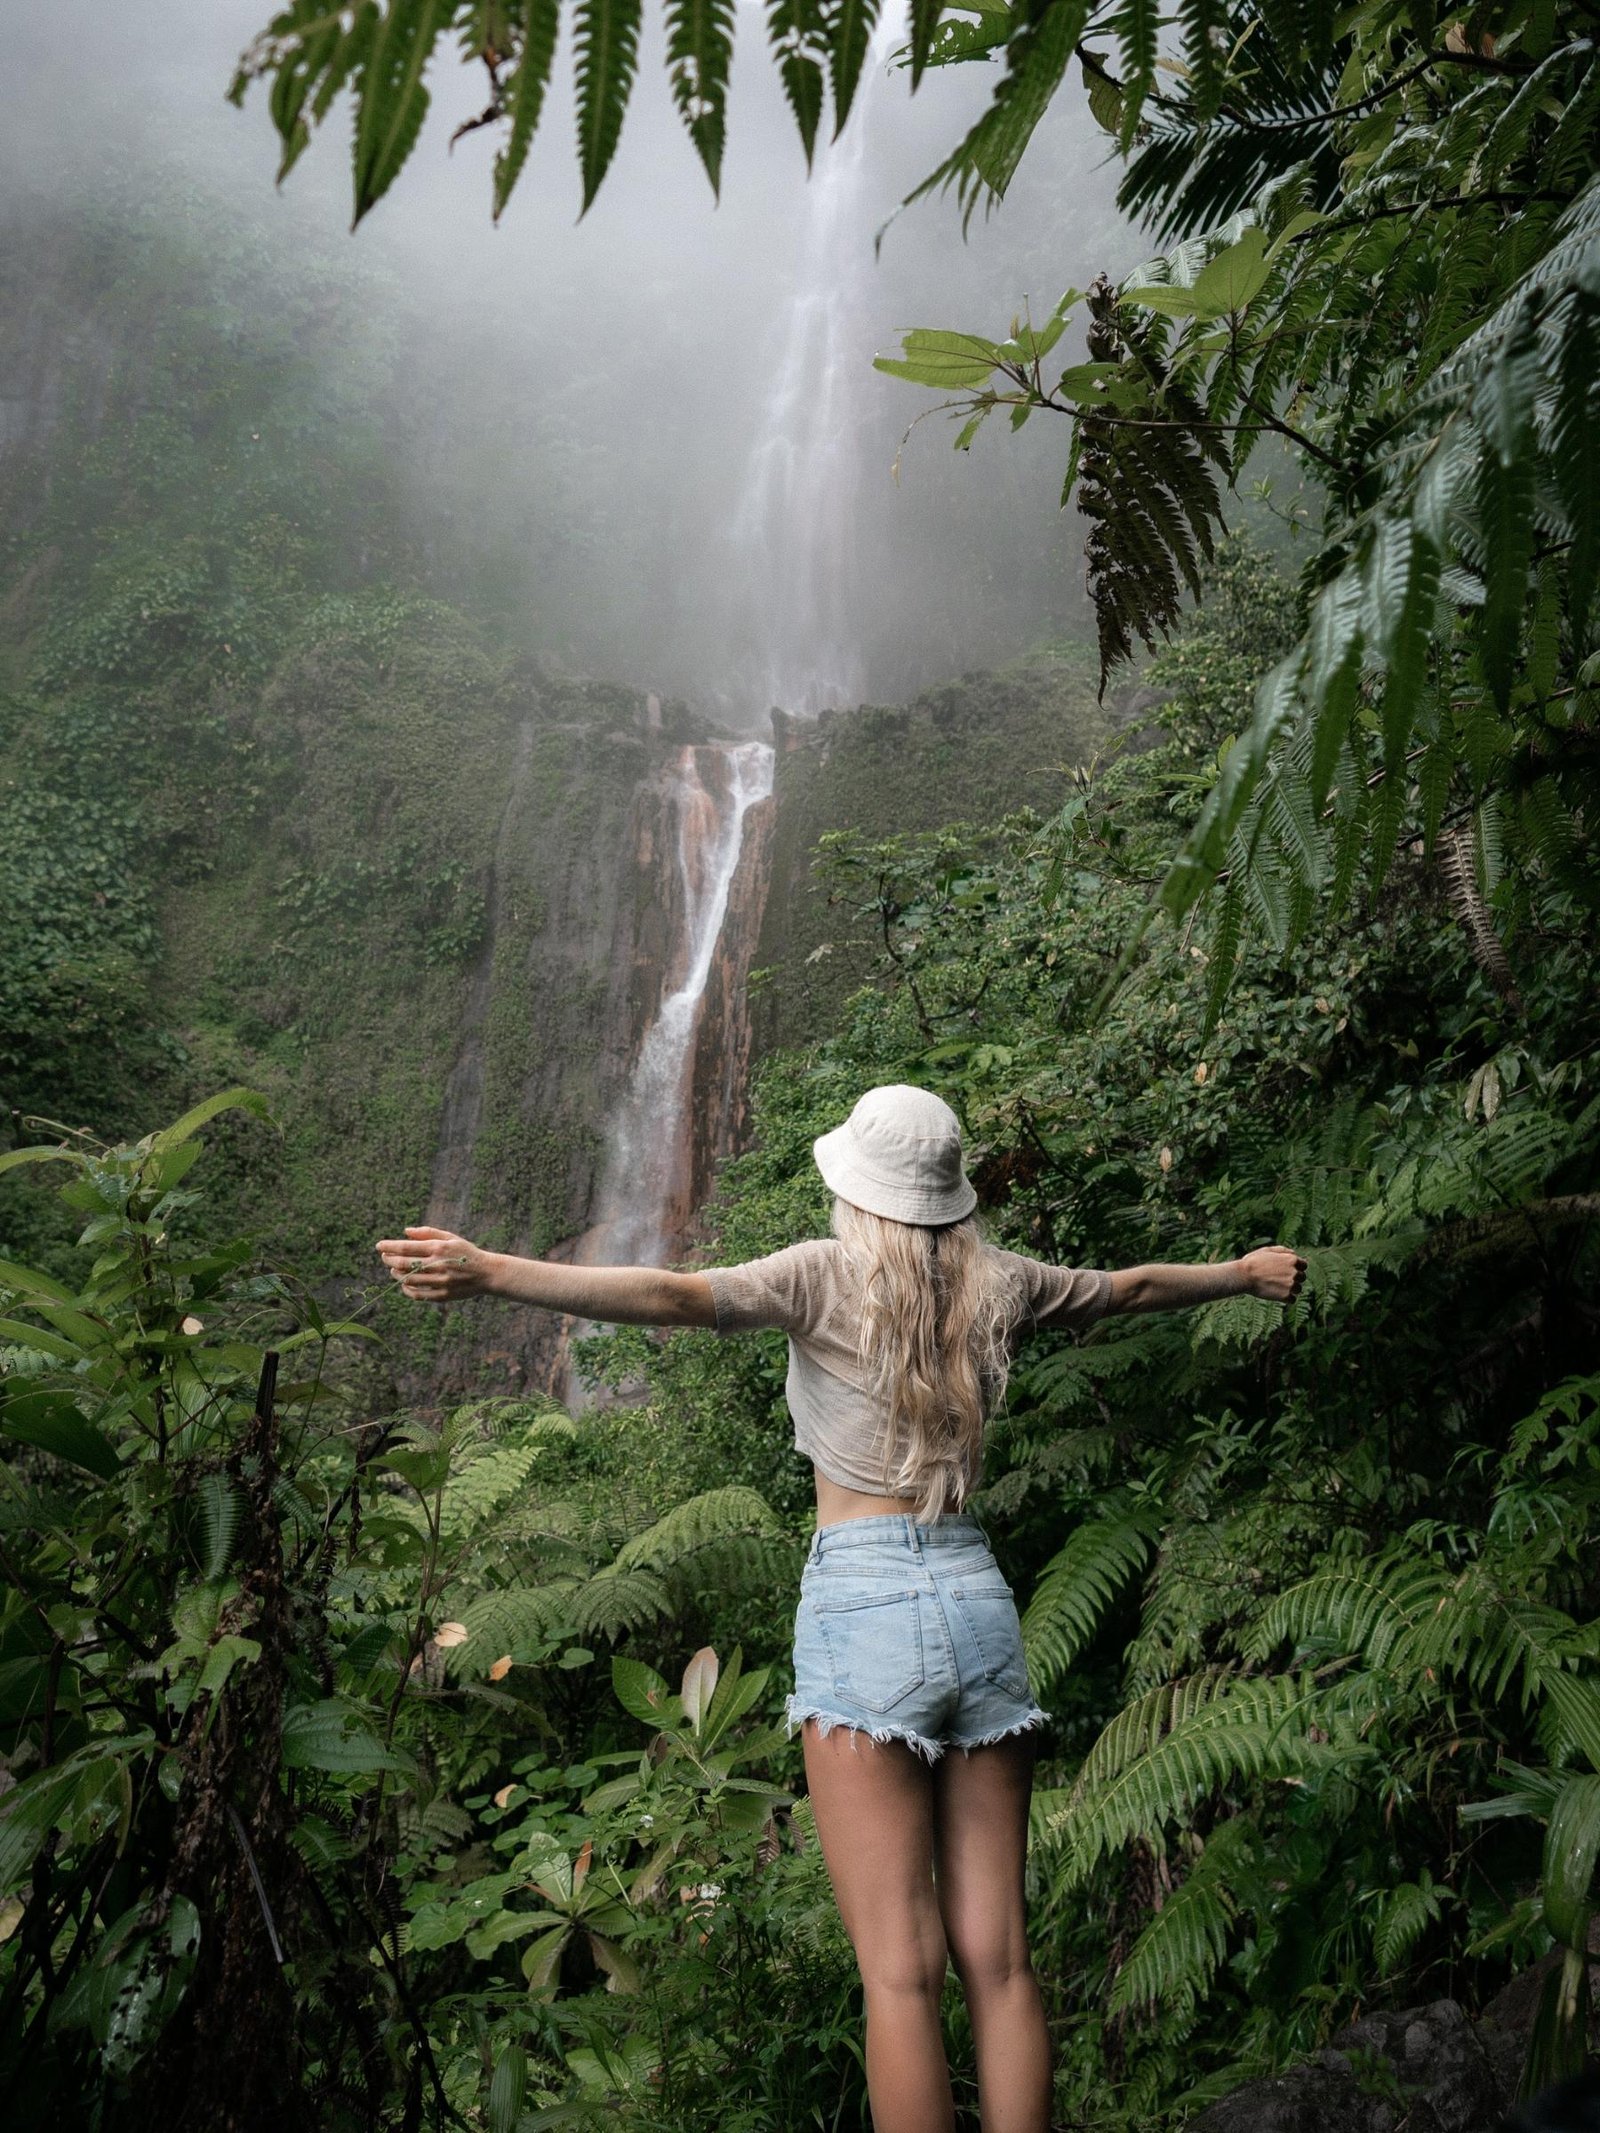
[1107,1821,1250,2014]
[574,0,644,212]
[827,0,880,135]
[566,1568,673,1639]
[1371,1873,1447,1976]
[352,0,447,227]
[195,1471,240,1580]
[444,1584,576,1675]
[765,0,829,164]
[493,0,561,219]
[665,0,737,193]
[1022,1509,1157,1697]
[608,1486,785,1571]
[1054,1670,1323,1881]
[909,0,1085,219]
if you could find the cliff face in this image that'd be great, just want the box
[751,650,1117,1058]
[413,657,1125,1405]
[416,720,778,1404]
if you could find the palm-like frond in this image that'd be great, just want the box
[1022,1506,1157,1698]
[1107,1819,1251,2014]
[1051,1669,1325,1882]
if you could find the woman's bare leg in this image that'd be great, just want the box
[932,1733,1051,2133]
[801,1721,956,2133]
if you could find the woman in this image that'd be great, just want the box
[377,1084,1306,2133]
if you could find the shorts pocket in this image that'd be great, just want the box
[811,1587,925,1713]
[948,1575,1031,1698]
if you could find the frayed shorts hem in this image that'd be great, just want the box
[784,1695,1047,1765]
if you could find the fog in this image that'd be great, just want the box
[5,1,1145,722]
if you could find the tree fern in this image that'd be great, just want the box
[607,1485,785,1572]
[1051,1669,1325,1881]
[444,1583,576,1674]
[1022,1506,1157,1698]
[565,1567,674,1639]
[1371,1871,1449,1977]
[1107,1818,1250,2014]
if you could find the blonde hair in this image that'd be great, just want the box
[831,1198,1026,1522]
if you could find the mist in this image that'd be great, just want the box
[4,0,1143,721]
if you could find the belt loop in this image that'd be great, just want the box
[904,1514,921,1559]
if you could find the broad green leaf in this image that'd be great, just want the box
[1541,1773,1600,1948]
[489,2044,528,2133]
[197,1634,260,1697]
[873,328,1004,389]
[147,1087,272,1156]
[0,1145,84,1177]
[281,1699,413,1774]
[0,1317,85,1362]
[611,1654,675,1727]
[1121,283,1215,319]
[1,1389,120,1478]
[0,1260,76,1305]
[1160,230,1270,320]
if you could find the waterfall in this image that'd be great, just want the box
[584,738,775,1270]
[723,10,904,720]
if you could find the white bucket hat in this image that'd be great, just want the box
[812,1084,977,1226]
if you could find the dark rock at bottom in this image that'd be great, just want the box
[1185,1965,1598,2133]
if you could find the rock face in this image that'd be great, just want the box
[1188,2001,1505,2133]
[751,652,1116,1056]
[1185,1965,1597,2133]
[413,714,778,1404]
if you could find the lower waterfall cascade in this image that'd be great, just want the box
[582,737,777,1272]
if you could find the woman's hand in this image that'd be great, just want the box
[376,1225,497,1304]
[1239,1244,1307,1304]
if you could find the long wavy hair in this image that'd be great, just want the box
[831,1197,1026,1522]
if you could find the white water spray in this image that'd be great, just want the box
[724,9,905,719]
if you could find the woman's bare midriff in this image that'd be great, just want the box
[812,1468,958,1527]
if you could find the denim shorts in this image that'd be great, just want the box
[786,1512,1047,1763]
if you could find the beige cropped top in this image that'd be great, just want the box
[703,1238,1112,1498]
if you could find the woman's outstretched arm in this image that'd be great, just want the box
[1107,1245,1306,1315]
[375,1226,717,1327]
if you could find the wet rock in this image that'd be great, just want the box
[1185,1993,1513,2133]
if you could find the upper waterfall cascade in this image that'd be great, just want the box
[723,11,902,721]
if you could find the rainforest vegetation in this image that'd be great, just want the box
[3,0,1599,2126]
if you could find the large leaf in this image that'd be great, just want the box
[281,1699,414,1774]
[1,1388,120,1478]
[1541,1773,1600,1948]
[873,328,1004,389]
[147,1087,272,1156]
